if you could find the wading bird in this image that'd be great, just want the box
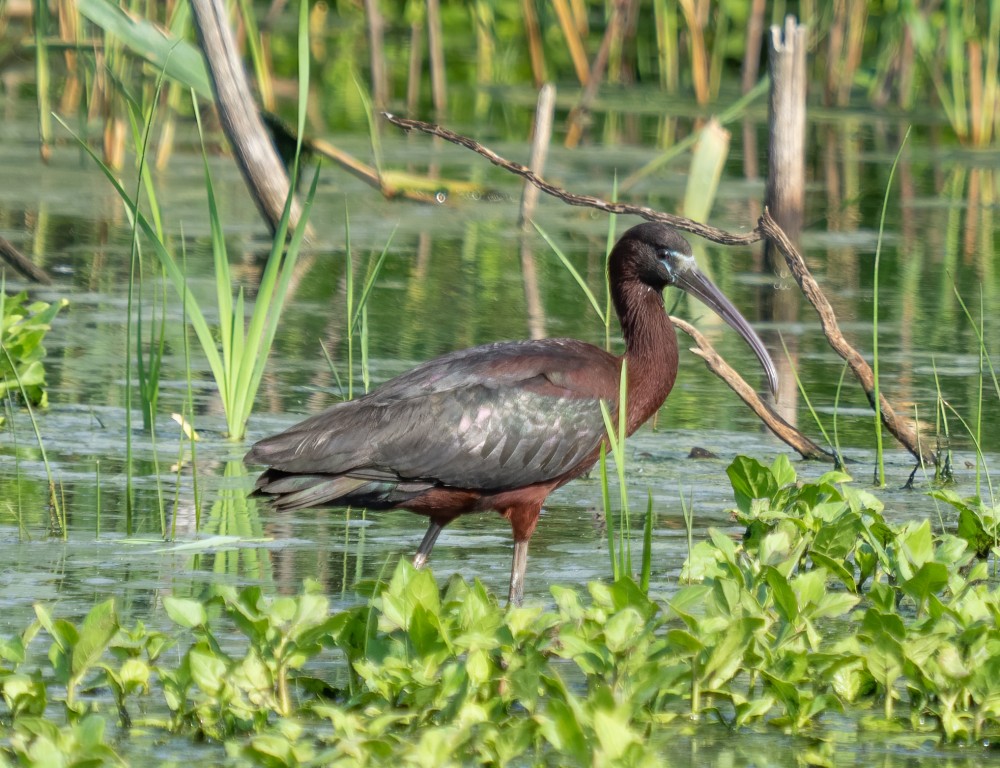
[246,222,778,604]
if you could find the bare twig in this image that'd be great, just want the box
[672,316,831,460]
[382,113,762,246]
[0,236,52,284]
[758,209,936,468]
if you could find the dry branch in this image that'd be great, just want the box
[382,113,936,470]
[0,236,51,284]
[758,210,936,468]
[672,316,831,460]
[382,113,761,246]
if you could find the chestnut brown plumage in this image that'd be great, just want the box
[246,222,778,604]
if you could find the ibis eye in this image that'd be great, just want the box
[659,249,681,283]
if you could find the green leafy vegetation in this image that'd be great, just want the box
[0,289,67,426]
[3,458,1000,765]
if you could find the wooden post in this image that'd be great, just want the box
[427,0,447,113]
[765,16,807,421]
[519,85,556,339]
[765,16,808,269]
[364,0,388,110]
[190,0,304,236]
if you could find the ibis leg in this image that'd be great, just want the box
[508,539,529,606]
[413,520,444,569]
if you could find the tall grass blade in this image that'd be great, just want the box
[680,485,693,585]
[351,228,397,334]
[599,444,618,581]
[0,344,63,538]
[533,221,606,323]
[778,334,842,466]
[932,359,953,483]
[599,362,630,578]
[942,402,995,507]
[640,490,654,593]
[604,178,618,349]
[871,126,911,485]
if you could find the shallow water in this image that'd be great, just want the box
[1,84,999,763]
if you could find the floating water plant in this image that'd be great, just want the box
[5,456,1000,764]
[0,286,67,421]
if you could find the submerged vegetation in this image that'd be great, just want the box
[3,459,1000,765]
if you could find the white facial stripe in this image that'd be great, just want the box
[670,250,696,270]
[660,249,695,282]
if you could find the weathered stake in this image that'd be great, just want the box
[190,0,305,236]
[766,16,808,266]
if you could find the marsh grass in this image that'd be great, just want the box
[913,0,1000,146]
[117,67,170,535]
[532,221,605,324]
[950,282,1000,496]
[832,361,849,469]
[932,360,955,483]
[599,363,631,579]
[177,245,203,534]
[0,343,64,538]
[62,1,316,444]
[339,212,395,399]
[778,334,843,467]
[871,127,911,486]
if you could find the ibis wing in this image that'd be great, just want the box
[246,339,620,490]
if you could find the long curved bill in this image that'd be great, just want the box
[672,261,779,397]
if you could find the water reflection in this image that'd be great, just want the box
[0,91,998,610]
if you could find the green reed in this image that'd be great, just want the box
[0,344,63,538]
[932,360,954,483]
[778,334,842,467]
[871,127,911,486]
[341,213,394,400]
[599,362,633,582]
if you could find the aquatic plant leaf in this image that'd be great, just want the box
[808,551,857,593]
[813,512,863,561]
[1,673,47,718]
[727,456,779,514]
[901,561,949,607]
[33,604,77,653]
[0,635,25,664]
[811,591,861,622]
[188,643,227,696]
[538,697,590,765]
[865,635,904,688]
[603,608,644,654]
[72,599,118,678]
[899,520,934,569]
[163,597,208,629]
[702,618,763,689]
[707,527,739,565]
[931,490,998,558]
[770,454,797,487]
[763,566,799,623]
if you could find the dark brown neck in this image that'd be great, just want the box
[613,278,678,435]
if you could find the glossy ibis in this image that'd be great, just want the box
[246,222,778,604]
